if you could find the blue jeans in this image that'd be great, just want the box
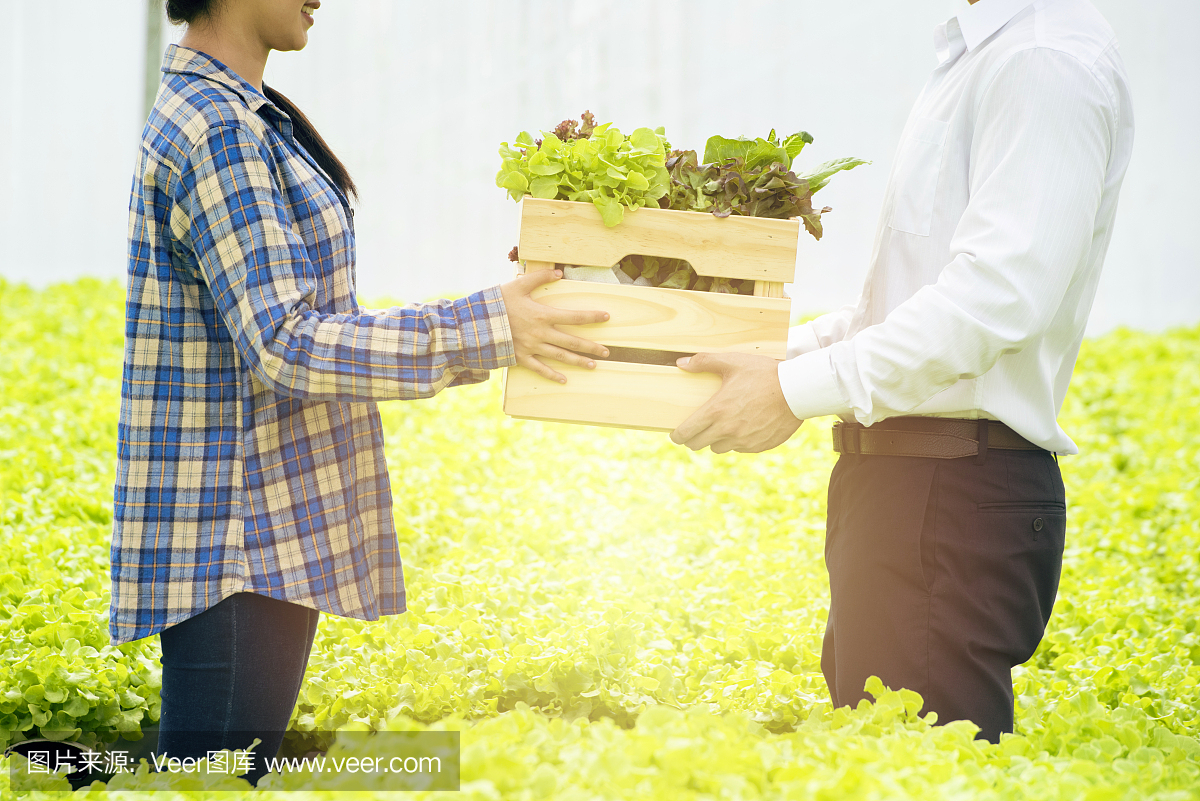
[157,592,319,786]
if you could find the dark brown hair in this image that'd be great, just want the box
[166,0,358,201]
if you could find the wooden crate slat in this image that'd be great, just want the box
[517,197,798,283]
[530,281,789,358]
[503,361,722,432]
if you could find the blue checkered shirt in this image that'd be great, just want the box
[110,45,515,644]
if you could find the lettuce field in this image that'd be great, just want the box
[1,278,1199,799]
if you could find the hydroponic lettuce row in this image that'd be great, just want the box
[2,279,1199,798]
[497,113,866,292]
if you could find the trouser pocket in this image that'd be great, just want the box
[971,502,1067,661]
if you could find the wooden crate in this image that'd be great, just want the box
[503,197,798,431]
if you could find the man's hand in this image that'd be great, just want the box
[670,352,803,453]
[500,269,610,383]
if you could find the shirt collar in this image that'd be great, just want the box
[933,17,967,65]
[933,0,1036,65]
[159,43,349,209]
[161,44,296,139]
[161,44,269,110]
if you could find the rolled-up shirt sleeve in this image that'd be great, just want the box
[173,122,515,402]
[779,47,1111,422]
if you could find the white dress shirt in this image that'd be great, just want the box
[777,0,1134,453]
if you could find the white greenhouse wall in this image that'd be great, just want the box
[1,0,1197,334]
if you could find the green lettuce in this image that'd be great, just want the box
[799,156,871,194]
[496,113,670,227]
[666,132,867,240]
[701,129,813,172]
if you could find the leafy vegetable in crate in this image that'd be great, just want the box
[498,114,865,231]
[666,131,868,239]
[496,114,670,228]
[497,113,868,291]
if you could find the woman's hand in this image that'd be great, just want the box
[500,269,611,383]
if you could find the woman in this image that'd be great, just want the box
[112,0,608,784]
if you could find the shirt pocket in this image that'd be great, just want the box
[888,116,950,237]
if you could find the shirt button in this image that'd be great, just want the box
[1033,517,1045,532]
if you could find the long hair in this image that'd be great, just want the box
[261,85,358,201]
[165,0,358,201]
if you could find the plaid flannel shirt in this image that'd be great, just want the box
[110,45,515,644]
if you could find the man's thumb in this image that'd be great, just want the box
[676,352,727,375]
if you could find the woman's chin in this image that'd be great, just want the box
[272,31,310,53]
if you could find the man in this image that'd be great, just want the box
[670,0,1133,743]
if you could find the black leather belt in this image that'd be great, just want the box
[832,417,1044,461]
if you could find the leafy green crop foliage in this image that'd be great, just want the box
[0,280,160,755]
[1,279,1198,798]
